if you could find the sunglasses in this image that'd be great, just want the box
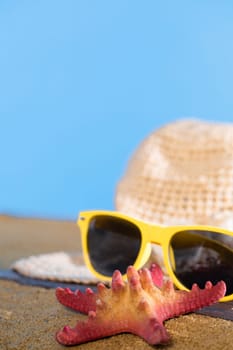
[78,210,233,302]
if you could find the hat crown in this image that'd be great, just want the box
[115,119,233,228]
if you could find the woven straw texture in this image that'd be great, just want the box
[115,119,233,229]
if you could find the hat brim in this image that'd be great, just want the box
[11,251,100,285]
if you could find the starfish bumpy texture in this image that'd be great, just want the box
[55,264,226,346]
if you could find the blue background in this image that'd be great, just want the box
[1,1,233,220]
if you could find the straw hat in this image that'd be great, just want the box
[115,118,233,269]
[115,118,233,228]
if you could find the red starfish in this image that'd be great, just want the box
[55,264,226,346]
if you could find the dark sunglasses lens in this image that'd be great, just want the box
[87,215,141,276]
[170,230,233,296]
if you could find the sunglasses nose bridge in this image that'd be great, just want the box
[147,225,166,245]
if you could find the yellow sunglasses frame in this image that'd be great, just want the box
[77,210,233,302]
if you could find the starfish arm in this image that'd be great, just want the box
[56,313,170,346]
[56,316,132,346]
[55,287,97,314]
[160,280,226,321]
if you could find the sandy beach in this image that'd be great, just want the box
[1,215,233,350]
